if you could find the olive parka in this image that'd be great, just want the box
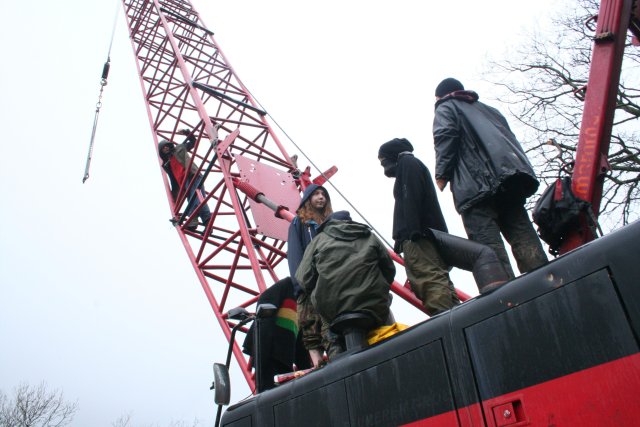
[295,219,395,326]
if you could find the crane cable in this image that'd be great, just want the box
[83,1,120,184]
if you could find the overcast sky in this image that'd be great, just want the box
[0,0,562,425]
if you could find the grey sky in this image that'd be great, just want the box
[0,0,560,425]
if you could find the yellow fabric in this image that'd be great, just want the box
[367,322,409,345]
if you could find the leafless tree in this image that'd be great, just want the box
[111,413,133,427]
[111,413,201,427]
[485,0,640,231]
[0,382,78,427]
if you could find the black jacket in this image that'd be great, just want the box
[242,277,309,369]
[433,91,539,213]
[391,153,448,251]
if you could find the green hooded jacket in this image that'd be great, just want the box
[295,219,395,326]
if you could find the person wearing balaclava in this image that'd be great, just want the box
[378,138,460,316]
[432,78,547,277]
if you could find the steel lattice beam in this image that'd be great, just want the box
[121,0,296,389]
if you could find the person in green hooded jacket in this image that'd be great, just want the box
[295,211,396,351]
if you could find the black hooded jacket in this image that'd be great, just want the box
[433,90,539,213]
[391,152,448,251]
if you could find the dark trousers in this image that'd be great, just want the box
[297,294,342,360]
[461,199,547,278]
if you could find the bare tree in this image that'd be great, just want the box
[111,413,133,427]
[485,0,640,231]
[111,413,201,427]
[0,382,78,427]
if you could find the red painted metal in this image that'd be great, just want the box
[561,0,635,253]
[398,353,640,427]
[479,353,640,427]
[120,0,297,389]
[120,0,471,391]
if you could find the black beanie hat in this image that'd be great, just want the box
[326,210,351,222]
[319,210,352,232]
[435,78,464,97]
[378,138,414,160]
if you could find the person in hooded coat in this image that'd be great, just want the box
[378,138,460,316]
[158,126,217,231]
[432,78,547,277]
[242,276,310,391]
[295,211,395,340]
[287,184,335,366]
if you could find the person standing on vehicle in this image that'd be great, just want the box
[287,184,336,367]
[378,138,460,316]
[432,78,547,277]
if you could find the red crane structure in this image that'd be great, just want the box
[561,0,640,253]
[119,0,472,391]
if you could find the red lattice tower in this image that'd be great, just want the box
[120,0,466,391]
[121,0,305,389]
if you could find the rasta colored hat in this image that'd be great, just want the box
[378,138,414,160]
[435,78,464,97]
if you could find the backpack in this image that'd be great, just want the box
[532,176,592,256]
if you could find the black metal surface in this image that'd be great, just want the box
[464,269,639,400]
[220,220,640,427]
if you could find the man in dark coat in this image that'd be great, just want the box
[432,78,547,277]
[378,138,460,316]
[296,211,395,333]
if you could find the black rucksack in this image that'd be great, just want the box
[532,176,592,256]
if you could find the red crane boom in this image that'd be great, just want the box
[121,0,302,388]
[561,0,640,252]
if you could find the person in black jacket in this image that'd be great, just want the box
[378,138,460,316]
[432,78,547,277]
[242,276,311,391]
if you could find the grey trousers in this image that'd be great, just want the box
[461,199,547,278]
